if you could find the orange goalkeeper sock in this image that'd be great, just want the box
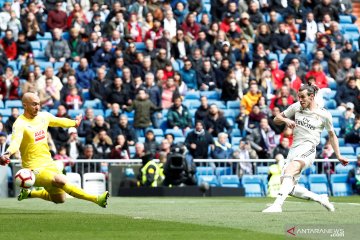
[62,183,97,203]
[30,189,52,201]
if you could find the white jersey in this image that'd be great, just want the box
[283,102,334,148]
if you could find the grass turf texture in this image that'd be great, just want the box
[0,196,359,240]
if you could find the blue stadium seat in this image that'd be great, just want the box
[155,136,164,144]
[39,40,49,50]
[335,163,354,174]
[231,137,242,145]
[327,110,343,118]
[203,3,211,13]
[298,175,309,189]
[184,92,200,100]
[189,109,196,117]
[0,100,4,108]
[183,100,201,109]
[244,184,263,197]
[339,15,352,24]
[256,166,269,175]
[7,61,18,71]
[308,174,329,195]
[196,167,214,176]
[302,164,316,175]
[0,109,11,116]
[222,109,235,118]
[72,62,80,69]
[231,129,241,137]
[344,32,360,42]
[173,137,185,143]
[328,81,337,90]
[197,175,218,187]
[37,32,52,40]
[338,138,345,146]
[330,174,352,196]
[30,41,41,50]
[215,167,232,176]
[49,108,57,115]
[200,91,220,100]
[37,61,53,71]
[82,91,90,101]
[32,49,46,60]
[226,100,240,109]
[129,146,136,156]
[68,109,85,118]
[339,146,355,156]
[165,129,184,137]
[5,100,22,108]
[207,100,226,109]
[268,52,278,61]
[332,117,340,128]
[62,32,70,40]
[342,24,359,33]
[135,42,146,52]
[219,175,240,187]
[151,129,163,137]
[172,61,179,71]
[92,109,104,117]
[54,62,64,70]
[83,100,100,109]
[324,99,337,109]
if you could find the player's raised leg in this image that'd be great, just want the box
[290,184,334,211]
[262,160,303,213]
[52,174,109,208]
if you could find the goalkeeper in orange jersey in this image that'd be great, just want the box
[0,92,109,207]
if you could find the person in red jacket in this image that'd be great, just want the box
[269,59,285,90]
[181,13,200,41]
[127,13,142,42]
[47,1,68,31]
[269,85,295,110]
[0,66,20,100]
[305,60,328,89]
[0,30,17,61]
[144,18,163,46]
[286,64,303,92]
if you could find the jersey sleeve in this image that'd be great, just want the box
[324,111,334,132]
[283,103,298,119]
[46,112,76,128]
[6,120,25,155]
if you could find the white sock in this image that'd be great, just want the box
[273,176,295,206]
[290,184,321,202]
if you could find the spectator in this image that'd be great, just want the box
[47,1,68,31]
[233,139,258,176]
[328,50,342,80]
[246,104,266,132]
[4,108,19,133]
[85,11,106,37]
[126,13,143,42]
[185,120,214,159]
[179,59,197,90]
[286,0,307,24]
[38,78,61,110]
[284,15,298,42]
[129,0,149,19]
[75,58,95,90]
[335,77,359,111]
[66,127,83,162]
[299,12,317,42]
[0,46,8,75]
[170,29,191,61]
[235,105,248,136]
[163,10,177,39]
[16,32,32,61]
[162,77,180,109]
[68,28,86,62]
[348,155,360,195]
[56,62,76,83]
[123,89,161,137]
[193,31,211,57]
[329,22,345,50]
[144,129,159,155]
[272,23,293,54]
[195,96,209,122]
[77,144,101,173]
[270,86,295,110]
[106,77,130,108]
[181,12,200,41]
[21,71,37,95]
[341,41,357,67]
[239,12,255,43]
[78,108,95,138]
[65,87,82,110]
[344,114,360,145]
[241,83,262,115]
[247,0,264,29]
[110,114,138,146]
[313,0,339,22]
[167,96,192,130]
[132,142,145,159]
[197,59,216,91]
[152,48,171,71]
[272,137,290,158]
[89,67,110,107]
[211,132,233,159]
[255,23,272,52]
[45,28,71,63]
[37,67,63,92]
[86,115,109,144]
[105,11,128,38]
[144,18,163,46]
[267,10,279,33]
[60,75,81,105]
[110,134,130,159]
[106,57,125,80]
[305,61,328,89]
[106,103,121,130]
[317,13,332,35]
[93,129,113,159]
[0,66,20,100]
[221,70,239,102]
[85,31,102,61]
[336,58,355,86]
[339,103,355,137]
[246,118,277,159]
[0,29,17,61]
[204,104,232,137]
[215,57,231,89]
[92,41,114,69]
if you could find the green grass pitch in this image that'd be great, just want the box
[0,196,359,240]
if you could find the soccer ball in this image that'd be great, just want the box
[15,169,36,189]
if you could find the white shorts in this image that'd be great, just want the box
[282,141,316,182]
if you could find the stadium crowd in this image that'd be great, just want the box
[0,0,360,182]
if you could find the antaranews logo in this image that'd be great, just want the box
[287,226,296,236]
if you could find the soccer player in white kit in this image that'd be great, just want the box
[262,84,349,213]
